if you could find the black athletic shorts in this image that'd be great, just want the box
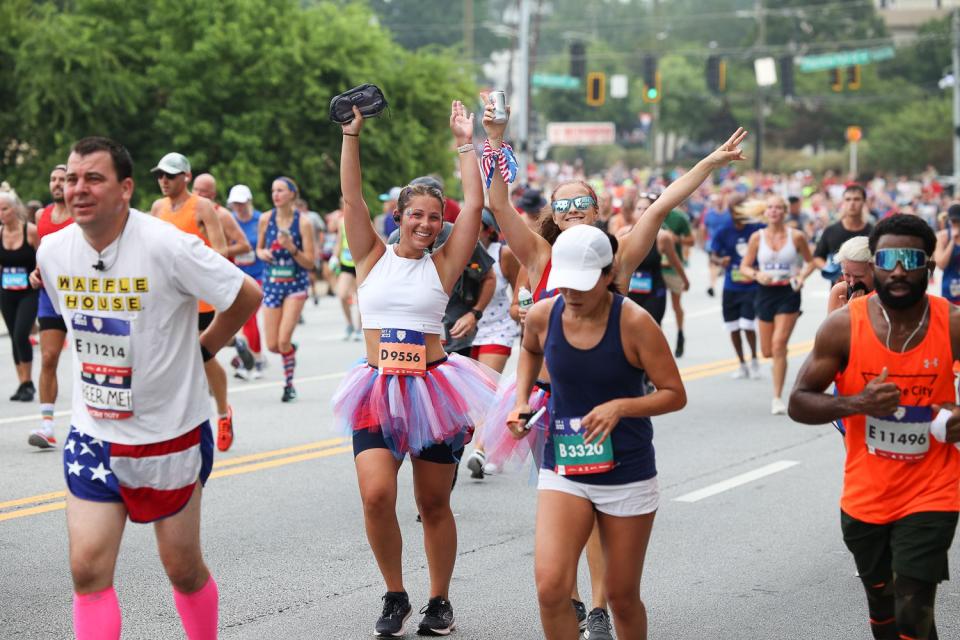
[198,311,215,332]
[722,288,757,324]
[39,315,67,333]
[841,510,959,584]
[352,428,464,465]
[340,264,356,276]
[755,285,801,322]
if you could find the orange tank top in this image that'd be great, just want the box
[157,194,214,314]
[836,294,960,524]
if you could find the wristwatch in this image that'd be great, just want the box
[469,308,483,321]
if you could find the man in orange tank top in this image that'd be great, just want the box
[148,153,238,452]
[789,214,960,640]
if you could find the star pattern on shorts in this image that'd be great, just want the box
[67,460,84,477]
[79,442,94,457]
[88,462,112,483]
[89,438,103,448]
[64,438,77,454]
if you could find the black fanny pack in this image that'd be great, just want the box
[329,84,388,124]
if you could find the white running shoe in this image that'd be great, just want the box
[771,397,787,415]
[749,359,762,379]
[466,450,486,479]
[732,363,749,379]
[482,462,500,475]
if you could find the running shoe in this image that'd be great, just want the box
[466,449,486,479]
[375,591,412,637]
[771,397,787,415]
[233,367,251,381]
[417,596,455,636]
[28,429,57,449]
[251,361,265,380]
[732,363,749,379]
[583,607,613,640]
[282,384,297,403]
[344,325,354,341]
[572,599,587,631]
[10,381,35,402]
[217,406,234,452]
[234,336,256,370]
[674,330,685,358]
[482,462,500,475]
[352,329,363,342]
[749,358,761,379]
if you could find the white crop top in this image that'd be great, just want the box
[358,244,449,335]
[757,228,801,285]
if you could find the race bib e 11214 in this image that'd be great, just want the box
[72,313,133,420]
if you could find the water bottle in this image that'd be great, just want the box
[518,287,534,310]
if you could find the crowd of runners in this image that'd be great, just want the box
[0,93,958,640]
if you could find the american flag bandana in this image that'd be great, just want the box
[481,140,518,189]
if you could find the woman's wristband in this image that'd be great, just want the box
[457,143,475,154]
[200,345,214,362]
[343,132,359,137]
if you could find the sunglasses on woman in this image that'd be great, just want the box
[551,195,596,213]
[872,248,929,271]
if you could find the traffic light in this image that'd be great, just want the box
[830,68,843,92]
[779,56,794,97]
[706,55,726,93]
[847,65,861,91]
[586,72,605,106]
[570,41,586,80]
[643,55,661,103]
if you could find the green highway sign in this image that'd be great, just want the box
[797,46,895,73]
[532,74,581,90]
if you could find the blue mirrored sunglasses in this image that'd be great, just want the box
[872,248,928,271]
[551,195,596,213]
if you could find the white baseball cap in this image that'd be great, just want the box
[151,152,191,175]
[227,184,253,204]
[546,224,613,292]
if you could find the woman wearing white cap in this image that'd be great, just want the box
[508,224,686,640]
[827,235,874,313]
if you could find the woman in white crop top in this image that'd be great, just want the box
[331,100,499,636]
[739,195,816,416]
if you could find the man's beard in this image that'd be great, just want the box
[876,272,927,310]
[52,195,64,204]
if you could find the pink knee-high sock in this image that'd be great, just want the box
[173,575,219,640]
[73,586,121,640]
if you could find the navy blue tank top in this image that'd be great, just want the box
[942,226,960,303]
[542,294,656,485]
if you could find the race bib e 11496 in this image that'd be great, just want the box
[865,405,932,463]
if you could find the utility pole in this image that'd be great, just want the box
[464,0,474,68]
[517,0,531,183]
[754,0,766,172]
[953,7,959,189]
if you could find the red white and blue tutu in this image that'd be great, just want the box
[332,353,500,458]
[476,372,550,473]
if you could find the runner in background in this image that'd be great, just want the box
[256,177,314,402]
[934,203,960,306]
[30,164,72,447]
[660,200,694,357]
[0,189,39,403]
[332,214,361,341]
[228,184,266,379]
[827,236,874,314]
[710,197,764,379]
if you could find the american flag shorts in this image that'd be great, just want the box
[63,422,213,523]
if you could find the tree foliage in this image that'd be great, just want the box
[2,0,475,210]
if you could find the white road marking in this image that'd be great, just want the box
[673,460,800,503]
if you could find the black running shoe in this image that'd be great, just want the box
[571,599,587,632]
[583,607,613,640]
[375,591,412,637]
[706,286,715,298]
[417,596,455,636]
[674,330,685,358]
[234,336,256,370]
[282,385,297,403]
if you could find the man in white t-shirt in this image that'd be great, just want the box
[37,137,261,640]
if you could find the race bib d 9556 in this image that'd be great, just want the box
[553,416,614,476]
[378,328,426,376]
[72,313,133,420]
[865,405,932,463]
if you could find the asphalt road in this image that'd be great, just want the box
[1,252,957,639]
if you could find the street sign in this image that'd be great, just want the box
[798,46,895,73]
[546,122,616,146]
[610,74,628,99]
[532,73,581,90]
[755,57,777,87]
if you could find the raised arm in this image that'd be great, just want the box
[435,100,485,290]
[481,96,552,276]
[339,105,384,279]
[618,128,748,279]
[934,228,953,270]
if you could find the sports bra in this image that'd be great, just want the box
[358,244,448,335]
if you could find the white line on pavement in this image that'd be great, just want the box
[673,460,800,503]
